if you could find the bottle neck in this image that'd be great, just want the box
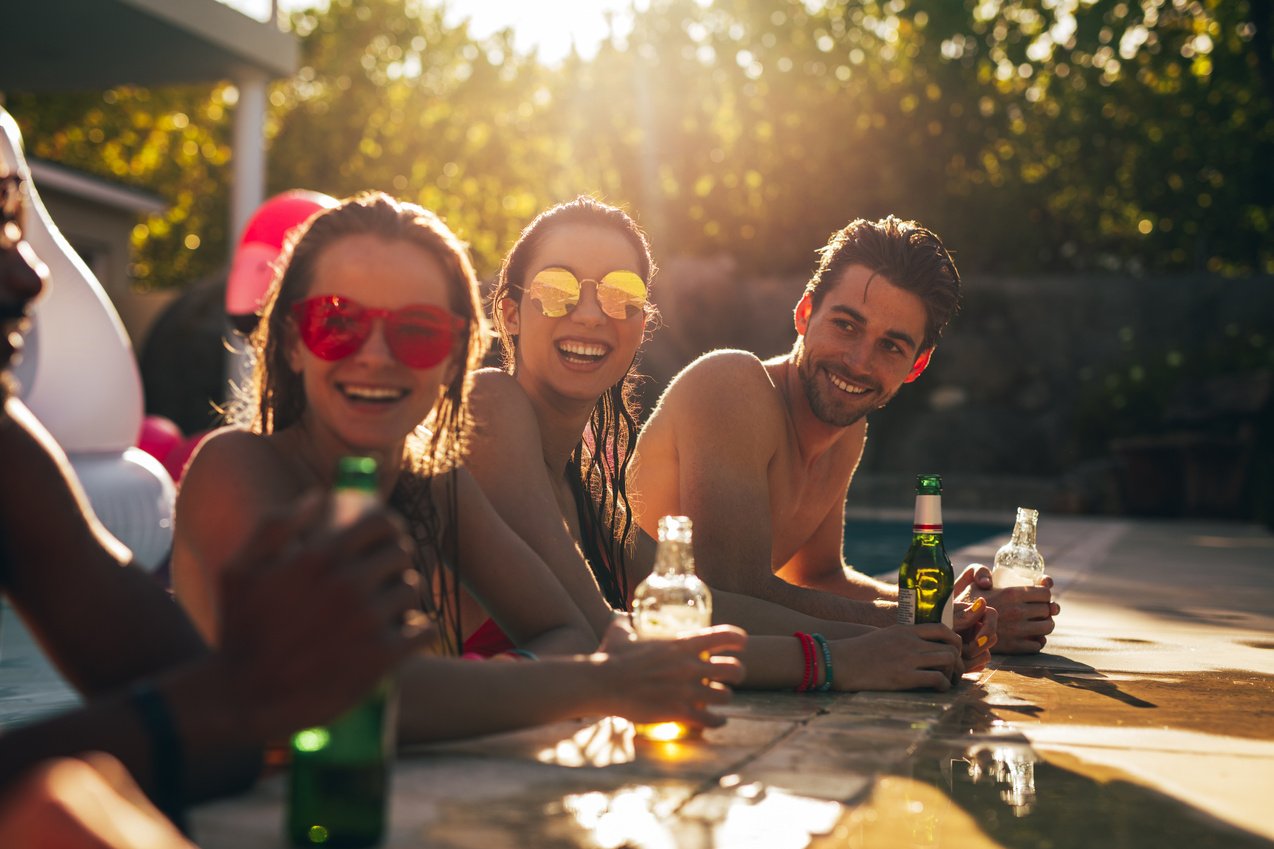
[1011,519,1038,547]
[912,493,943,536]
[653,539,695,576]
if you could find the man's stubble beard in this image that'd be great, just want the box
[794,340,898,429]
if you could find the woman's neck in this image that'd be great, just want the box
[513,371,597,474]
[282,415,406,499]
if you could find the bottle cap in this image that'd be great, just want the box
[915,473,943,494]
[334,455,378,491]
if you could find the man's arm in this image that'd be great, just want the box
[627,526,875,638]
[634,352,894,627]
[0,397,255,803]
[775,483,900,604]
[0,398,205,695]
[0,398,431,806]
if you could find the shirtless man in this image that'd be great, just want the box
[634,216,1057,653]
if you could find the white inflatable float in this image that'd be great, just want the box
[1,106,173,571]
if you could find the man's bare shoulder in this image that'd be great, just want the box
[653,349,786,420]
[641,349,789,475]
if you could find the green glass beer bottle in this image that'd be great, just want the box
[896,474,955,628]
[288,456,394,848]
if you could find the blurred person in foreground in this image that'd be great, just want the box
[0,166,433,846]
[633,216,1059,654]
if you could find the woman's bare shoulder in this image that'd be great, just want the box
[177,428,299,516]
[468,367,527,410]
[466,369,544,449]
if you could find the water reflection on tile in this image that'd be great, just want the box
[536,716,637,768]
[560,784,688,849]
[683,780,844,849]
[892,694,1274,849]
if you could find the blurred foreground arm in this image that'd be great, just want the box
[0,398,431,805]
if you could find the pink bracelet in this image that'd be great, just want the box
[793,632,816,692]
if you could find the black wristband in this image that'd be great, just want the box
[127,681,188,834]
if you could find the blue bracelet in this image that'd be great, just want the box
[508,648,539,661]
[811,633,833,692]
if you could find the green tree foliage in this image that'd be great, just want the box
[4,0,1270,284]
[265,0,552,273]
[5,85,234,289]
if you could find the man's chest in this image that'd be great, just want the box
[765,454,853,567]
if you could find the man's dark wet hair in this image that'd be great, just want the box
[803,216,961,351]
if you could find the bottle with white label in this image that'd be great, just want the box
[630,514,712,741]
[896,474,955,629]
[992,507,1045,588]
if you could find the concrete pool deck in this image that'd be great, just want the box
[4,514,1272,847]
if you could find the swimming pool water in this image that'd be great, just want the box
[843,518,1005,579]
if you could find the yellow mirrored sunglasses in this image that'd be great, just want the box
[525,267,649,320]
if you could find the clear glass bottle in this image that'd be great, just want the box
[897,474,955,628]
[631,515,712,742]
[992,507,1046,588]
[288,456,394,848]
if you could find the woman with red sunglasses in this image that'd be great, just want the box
[171,192,745,741]
[463,196,988,692]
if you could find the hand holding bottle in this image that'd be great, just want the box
[212,490,432,742]
[952,595,997,671]
[829,625,963,692]
[597,618,747,730]
[958,564,1059,654]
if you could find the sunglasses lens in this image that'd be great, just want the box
[386,306,460,368]
[295,297,366,360]
[527,268,580,317]
[597,271,648,319]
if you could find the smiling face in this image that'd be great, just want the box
[794,263,931,427]
[287,233,456,457]
[501,222,648,406]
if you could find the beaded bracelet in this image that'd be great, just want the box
[127,681,187,833]
[812,633,834,692]
[793,632,816,692]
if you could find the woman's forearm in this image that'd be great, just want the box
[516,624,600,656]
[395,654,612,743]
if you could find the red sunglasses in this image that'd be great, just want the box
[291,295,467,369]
